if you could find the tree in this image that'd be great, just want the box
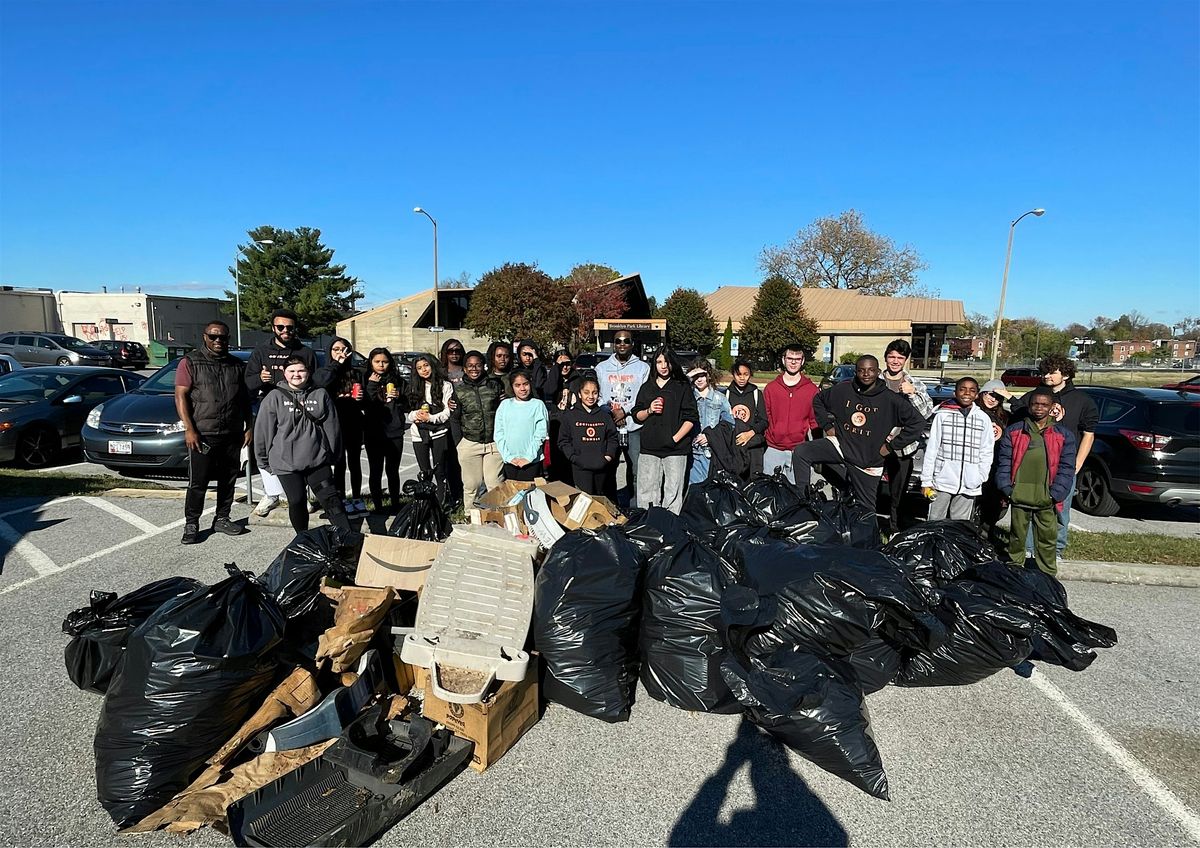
[738,275,821,368]
[956,311,994,338]
[838,351,864,365]
[658,287,718,353]
[465,262,574,351]
[441,270,474,288]
[646,295,660,316]
[225,226,361,336]
[716,318,734,370]
[759,209,930,296]
[559,262,627,351]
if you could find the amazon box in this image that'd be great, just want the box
[420,657,540,772]
[354,537,443,592]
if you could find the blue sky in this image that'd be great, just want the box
[1,0,1197,328]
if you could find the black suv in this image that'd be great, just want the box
[94,340,150,370]
[1074,386,1199,515]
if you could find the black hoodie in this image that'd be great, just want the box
[245,336,317,398]
[313,337,365,438]
[558,403,619,471]
[725,381,768,451]
[812,378,926,469]
[632,377,700,458]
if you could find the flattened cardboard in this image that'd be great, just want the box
[354,536,443,591]
[563,493,627,530]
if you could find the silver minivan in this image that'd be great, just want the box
[0,332,112,366]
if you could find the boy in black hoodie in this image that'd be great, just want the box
[792,355,925,514]
[557,375,618,495]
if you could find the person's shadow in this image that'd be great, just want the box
[668,719,849,847]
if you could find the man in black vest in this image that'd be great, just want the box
[175,320,253,544]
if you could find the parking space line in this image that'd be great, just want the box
[1030,668,1200,841]
[30,461,90,473]
[0,496,80,519]
[81,496,163,534]
[0,518,59,576]
[0,506,214,597]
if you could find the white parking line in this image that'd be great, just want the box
[30,461,90,473]
[1030,668,1200,842]
[0,518,58,576]
[81,496,162,534]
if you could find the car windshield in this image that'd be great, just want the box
[46,335,95,351]
[1150,402,1200,434]
[0,371,74,400]
[137,359,181,395]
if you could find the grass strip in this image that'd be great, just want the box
[0,468,170,498]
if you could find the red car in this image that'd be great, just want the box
[1161,375,1200,393]
[1000,367,1043,388]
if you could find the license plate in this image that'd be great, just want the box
[108,440,133,454]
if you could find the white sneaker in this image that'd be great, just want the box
[307,498,319,514]
[253,495,280,517]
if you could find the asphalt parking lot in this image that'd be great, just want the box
[0,490,1197,846]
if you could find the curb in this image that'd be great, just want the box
[1058,559,1200,589]
[102,487,251,503]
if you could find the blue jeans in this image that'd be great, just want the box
[689,451,710,484]
[1025,476,1075,556]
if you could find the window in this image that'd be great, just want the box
[74,375,126,400]
[1097,397,1136,425]
[0,336,14,345]
[17,336,34,346]
[36,337,55,349]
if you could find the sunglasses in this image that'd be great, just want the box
[205,333,229,341]
[447,348,464,354]
[274,324,295,331]
[615,338,633,344]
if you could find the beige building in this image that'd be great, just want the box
[337,288,490,356]
[55,291,262,348]
[705,286,966,368]
[0,287,62,333]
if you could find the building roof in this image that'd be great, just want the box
[705,285,965,331]
[350,288,473,320]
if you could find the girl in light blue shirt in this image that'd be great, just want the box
[494,369,549,481]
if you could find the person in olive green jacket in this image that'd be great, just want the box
[453,351,506,505]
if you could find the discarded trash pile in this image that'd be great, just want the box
[63,469,1116,844]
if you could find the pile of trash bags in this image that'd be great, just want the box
[534,470,1117,800]
[388,475,452,542]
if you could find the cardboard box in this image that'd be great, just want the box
[354,536,443,592]
[469,507,526,537]
[561,492,627,530]
[420,661,540,772]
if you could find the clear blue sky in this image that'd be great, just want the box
[2,1,1197,329]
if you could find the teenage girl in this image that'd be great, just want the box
[631,347,698,513]
[494,369,549,481]
[405,354,454,502]
[362,348,408,513]
[558,374,618,495]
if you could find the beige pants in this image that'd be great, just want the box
[458,439,503,505]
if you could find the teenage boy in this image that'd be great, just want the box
[996,385,1077,575]
[595,332,650,505]
[762,344,819,482]
[880,339,934,533]
[175,321,252,544]
[793,355,925,514]
[245,309,317,516]
[920,377,993,521]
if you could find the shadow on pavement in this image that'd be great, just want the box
[668,719,848,847]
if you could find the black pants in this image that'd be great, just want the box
[882,452,913,533]
[572,466,607,496]
[366,433,404,507]
[276,465,352,535]
[978,481,1009,548]
[185,432,241,523]
[413,436,449,502]
[504,460,544,481]
[792,440,880,513]
[334,424,364,500]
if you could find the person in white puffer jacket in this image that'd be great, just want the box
[920,376,994,521]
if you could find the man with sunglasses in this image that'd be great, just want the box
[595,332,650,506]
[244,309,317,516]
[175,320,253,544]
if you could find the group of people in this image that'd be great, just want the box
[175,314,1096,575]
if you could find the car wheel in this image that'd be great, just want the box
[56,356,71,366]
[17,425,60,468]
[1074,463,1120,517]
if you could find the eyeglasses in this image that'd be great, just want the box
[274,324,295,332]
[205,333,230,341]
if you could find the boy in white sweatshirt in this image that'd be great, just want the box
[920,377,994,521]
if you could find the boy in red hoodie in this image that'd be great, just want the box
[762,344,819,482]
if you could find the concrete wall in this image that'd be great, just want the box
[57,293,236,347]
[823,333,899,364]
[0,290,61,333]
[337,307,488,357]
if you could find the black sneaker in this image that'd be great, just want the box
[212,517,247,536]
[181,523,200,545]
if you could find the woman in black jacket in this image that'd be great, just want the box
[631,347,698,514]
[725,358,769,480]
[361,348,409,514]
[313,336,367,513]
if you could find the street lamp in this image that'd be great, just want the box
[234,239,274,347]
[989,208,1045,379]
[413,207,439,330]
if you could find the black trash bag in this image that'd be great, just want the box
[62,577,203,695]
[680,470,761,545]
[721,644,890,800]
[533,527,644,722]
[894,585,1035,687]
[743,470,809,520]
[256,527,359,660]
[881,520,997,584]
[94,564,286,828]
[621,507,690,564]
[809,488,879,548]
[845,638,904,695]
[640,532,741,713]
[388,476,452,541]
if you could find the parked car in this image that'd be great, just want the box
[1160,374,1200,393]
[0,332,113,367]
[1072,387,1200,516]
[81,351,256,474]
[0,367,144,467]
[94,339,151,370]
[573,352,612,370]
[818,363,856,390]
[1000,367,1042,388]
[0,354,22,376]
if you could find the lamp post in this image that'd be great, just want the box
[989,208,1045,379]
[234,239,274,347]
[413,207,439,330]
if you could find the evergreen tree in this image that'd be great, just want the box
[658,287,718,352]
[739,275,820,368]
[716,318,734,370]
